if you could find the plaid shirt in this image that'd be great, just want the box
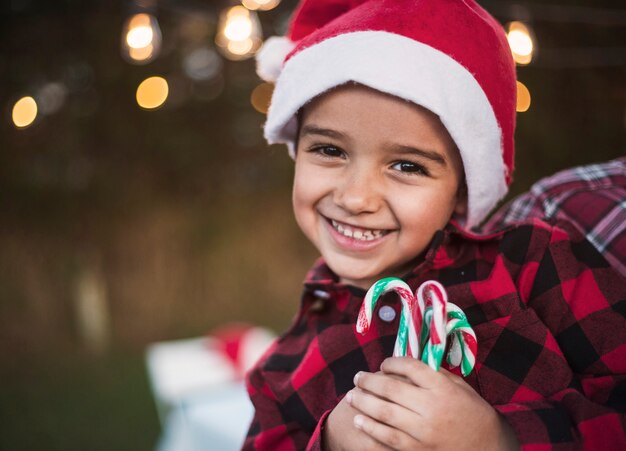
[244,220,626,450]
[484,158,626,278]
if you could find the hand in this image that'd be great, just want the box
[347,357,519,450]
[324,390,391,451]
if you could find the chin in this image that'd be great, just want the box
[328,262,381,289]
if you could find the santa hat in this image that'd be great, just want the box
[257,0,517,228]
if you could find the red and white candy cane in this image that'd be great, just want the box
[417,281,448,372]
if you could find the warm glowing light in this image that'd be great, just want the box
[250,83,274,113]
[507,22,534,65]
[242,0,281,12]
[228,38,254,55]
[136,76,169,110]
[224,8,253,41]
[127,25,153,49]
[227,5,248,17]
[121,13,162,65]
[12,96,38,128]
[516,81,531,112]
[129,44,154,62]
[508,30,533,55]
[216,6,262,61]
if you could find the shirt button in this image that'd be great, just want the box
[378,305,396,322]
[313,289,331,299]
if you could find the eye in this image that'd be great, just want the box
[391,161,429,176]
[311,145,344,159]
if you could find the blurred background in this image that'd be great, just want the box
[0,0,624,449]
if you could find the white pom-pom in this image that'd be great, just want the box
[256,36,296,82]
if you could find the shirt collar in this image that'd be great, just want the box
[302,220,506,293]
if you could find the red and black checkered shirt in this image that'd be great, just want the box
[244,220,626,450]
[484,157,626,277]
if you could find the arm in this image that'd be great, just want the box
[243,362,325,450]
[244,363,386,451]
[495,225,626,449]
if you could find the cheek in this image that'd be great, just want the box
[293,163,330,205]
[292,165,324,228]
[393,187,457,230]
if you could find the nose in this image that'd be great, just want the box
[334,165,382,214]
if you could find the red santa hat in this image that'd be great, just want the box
[256,0,517,228]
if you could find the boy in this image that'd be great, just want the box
[244,0,626,449]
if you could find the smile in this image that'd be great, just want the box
[329,219,389,241]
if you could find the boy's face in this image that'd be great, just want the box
[293,85,466,289]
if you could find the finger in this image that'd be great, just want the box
[353,371,430,415]
[379,357,446,390]
[348,386,420,432]
[438,367,469,386]
[354,413,421,450]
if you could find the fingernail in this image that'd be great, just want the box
[354,415,364,429]
[345,390,353,404]
[353,371,361,385]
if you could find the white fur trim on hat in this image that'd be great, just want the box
[264,31,508,228]
[256,36,296,83]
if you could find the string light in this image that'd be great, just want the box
[241,0,281,12]
[507,21,535,65]
[136,76,169,110]
[121,13,162,65]
[516,81,531,112]
[12,96,38,128]
[215,6,262,61]
[250,82,274,113]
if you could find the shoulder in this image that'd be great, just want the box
[455,218,610,276]
[497,218,609,267]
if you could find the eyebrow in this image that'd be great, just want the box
[299,124,347,140]
[390,144,448,166]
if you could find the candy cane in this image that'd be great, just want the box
[357,277,419,358]
[445,303,477,377]
[417,281,448,371]
[356,277,478,377]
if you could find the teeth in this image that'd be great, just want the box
[330,219,385,241]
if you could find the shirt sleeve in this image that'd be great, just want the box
[496,225,626,449]
[242,360,332,451]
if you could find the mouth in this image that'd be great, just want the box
[327,218,391,242]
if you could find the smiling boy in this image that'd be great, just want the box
[293,85,466,290]
[243,1,626,450]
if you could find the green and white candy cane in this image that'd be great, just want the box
[356,277,420,358]
[445,303,478,377]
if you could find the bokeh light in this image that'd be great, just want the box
[250,83,274,114]
[12,96,38,128]
[216,6,262,61]
[136,76,169,110]
[507,21,534,65]
[121,13,162,64]
[516,81,531,112]
[242,0,281,12]
[224,7,253,41]
[37,82,68,115]
[183,47,222,81]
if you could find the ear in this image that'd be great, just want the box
[454,183,468,217]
